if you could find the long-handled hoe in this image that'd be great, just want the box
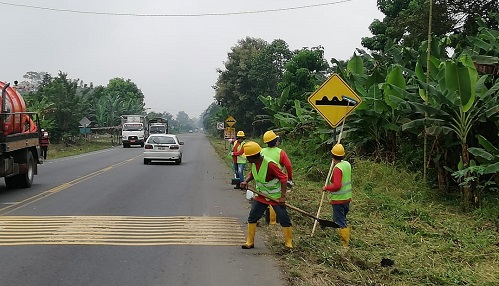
[248,188,339,229]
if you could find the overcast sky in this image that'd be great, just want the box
[1,0,383,119]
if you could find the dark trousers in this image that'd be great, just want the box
[332,202,350,228]
[41,146,48,160]
[247,199,292,227]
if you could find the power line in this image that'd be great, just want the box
[0,0,355,17]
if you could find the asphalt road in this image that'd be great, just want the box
[0,133,285,286]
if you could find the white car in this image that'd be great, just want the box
[143,134,184,165]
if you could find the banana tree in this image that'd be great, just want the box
[400,53,499,209]
[255,86,291,128]
[468,134,499,186]
[334,53,414,162]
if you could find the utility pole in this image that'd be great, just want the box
[424,0,433,182]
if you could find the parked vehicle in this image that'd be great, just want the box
[121,115,149,148]
[143,134,184,165]
[0,81,43,188]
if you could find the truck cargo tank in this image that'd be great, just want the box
[0,81,30,135]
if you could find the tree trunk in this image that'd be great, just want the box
[434,137,449,192]
[436,159,449,192]
[461,143,479,210]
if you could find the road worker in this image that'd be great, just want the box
[322,143,351,247]
[240,141,293,249]
[230,131,247,189]
[261,130,294,225]
[40,129,50,160]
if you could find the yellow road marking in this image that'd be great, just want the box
[0,216,245,246]
[0,156,139,215]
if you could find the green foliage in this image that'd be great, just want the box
[201,103,230,136]
[41,72,89,140]
[213,37,292,133]
[85,78,146,128]
[48,140,113,160]
[278,46,329,105]
[174,111,196,132]
[24,93,55,130]
[209,136,499,285]
[255,86,290,127]
[363,1,499,52]
[469,135,499,177]
[334,51,412,162]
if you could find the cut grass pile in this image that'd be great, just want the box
[210,136,499,286]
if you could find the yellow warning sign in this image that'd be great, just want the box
[224,127,235,139]
[308,74,362,128]
[225,116,237,127]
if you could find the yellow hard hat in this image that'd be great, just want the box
[236,131,245,138]
[243,141,262,157]
[263,130,278,143]
[331,144,345,156]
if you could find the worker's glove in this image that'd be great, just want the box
[286,180,294,188]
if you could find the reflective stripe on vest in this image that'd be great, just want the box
[330,160,352,201]
[233,141,246,163]
[252,157,281,200]
[40,137,49,146]
[261,147,282,169]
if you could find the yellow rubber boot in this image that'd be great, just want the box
[282,227,293,249]
[269,206,277,225]
[242,223,257,249]
[339,227,350,247]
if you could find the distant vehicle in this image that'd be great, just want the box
[121,115,148,148]
[148,117,169,134]
[143,134,184,165]
[189,130,193,133]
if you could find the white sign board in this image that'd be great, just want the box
[216,122,224,130]
[79,117,91,127]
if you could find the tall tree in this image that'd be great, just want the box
[89,78,146,127]
[105,78,145,115]
[362,0,498,52]
[19,71,50,92]
[42,72,89,140]
[175,111,194,132]
[214,37,292,134]
[278,46,330,104]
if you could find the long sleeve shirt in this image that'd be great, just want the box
[231,140,245,163]
[278,150,293,180]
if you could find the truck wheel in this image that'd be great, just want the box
[4,176,19,189]
[143,158,150,165]
[5,151,35,189]
[18,151,35,188]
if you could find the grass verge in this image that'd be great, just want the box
[209,136,499,286]
[47,139,115,160]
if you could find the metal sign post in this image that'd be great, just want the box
[79,117,92,141]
